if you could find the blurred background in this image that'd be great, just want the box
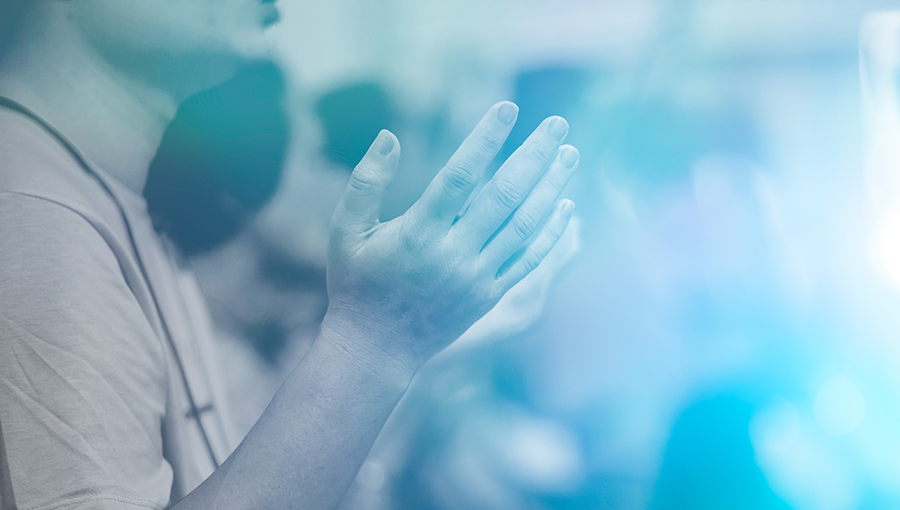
[144,1,900,508]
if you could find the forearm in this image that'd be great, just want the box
[172,104,576,509]
[172,315,417,510]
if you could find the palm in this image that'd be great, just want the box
[326,101,579,367]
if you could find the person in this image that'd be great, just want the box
[145,60,290,258]
[0,0,579,509]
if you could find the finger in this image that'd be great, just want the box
[481,145,579,266]
[453,115,569,247]
[332,130,400,234]
[405,101,519,236]
[494,199,575,291]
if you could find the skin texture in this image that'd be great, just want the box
[325,115,579,372]
[177,104,578,510]
[0,1,580,508]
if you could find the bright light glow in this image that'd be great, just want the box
[751,402,859,510]
[498,419,584,493]
[750,401,801,458]
[814,375,866,437]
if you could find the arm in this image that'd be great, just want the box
[174,101,579,509]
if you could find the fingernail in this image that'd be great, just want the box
[547,117,569,142]
[374,130,394,155]
[554,199,575,218]
[498,102,518,125]
[559,146,579,169]
[558,199,575,216]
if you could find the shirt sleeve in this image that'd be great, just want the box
[0,193,174,510]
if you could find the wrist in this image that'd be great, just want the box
[318,306,425,388]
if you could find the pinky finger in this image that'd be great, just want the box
[495,199,575,291]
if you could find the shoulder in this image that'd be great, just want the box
[0,108,125,227]
[0,191,168,383]
[0,118,169,391]
[0,109,156,330]
[0,194,173,510]
[0,110,176,510]
[0,191,127,295]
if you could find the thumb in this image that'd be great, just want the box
[333,130,401,234]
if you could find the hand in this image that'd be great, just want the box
[445,216,581,357]
[322,101,579,377]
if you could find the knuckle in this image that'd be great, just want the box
[521,249,543,274]
[544,217,568,243]
[544,173,568,195]
[473,133,503,158]
[402,228,426,253]
[442,164,479,194]
[525,141,556,164]
[549,224,566,242]
[511,209,539,241]
[491,179,524,213]
[348,164,383,193]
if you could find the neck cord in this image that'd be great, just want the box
[0,95,221,470]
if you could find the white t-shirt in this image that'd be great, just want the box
[0,107,238,509]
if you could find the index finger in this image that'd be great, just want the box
[452,115,569,248]
[404,101,519,236]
